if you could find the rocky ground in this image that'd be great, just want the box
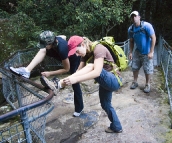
[0,67,172,143]
[43,67,172,143]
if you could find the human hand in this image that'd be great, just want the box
[129,53,132,60]
[148,52,154,59]
[41,71,51,77]
[63,77,77,85]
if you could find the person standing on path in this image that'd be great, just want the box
[128,11,156,93]
[40,35,123,133]
[10,31,84,117]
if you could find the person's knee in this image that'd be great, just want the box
[100,102,109,111]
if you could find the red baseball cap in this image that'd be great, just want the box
[68,36,84,57]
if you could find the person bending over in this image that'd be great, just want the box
[41,35,123,133]
[10,31,83,117]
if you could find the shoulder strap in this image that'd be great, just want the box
[86,41,99,64]
[140,21,144,31]
[91,41,100,51]
[140,21,148,35]
[88,40,123,86]
[129,24,134,34]
[130,21,147,36]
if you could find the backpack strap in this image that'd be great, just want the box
[129,21,147,36]
[140,21,148,35]
[129,24,134,34]
[88,41,122,86]
[86,41,99,64]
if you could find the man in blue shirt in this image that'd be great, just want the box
[10,31,84,117]
[128,11,156,93]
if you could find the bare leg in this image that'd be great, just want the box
[26,49,46,72]
[133,70,139,82]
[145,74,150,84]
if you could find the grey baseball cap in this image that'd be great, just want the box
[37,31,55,48]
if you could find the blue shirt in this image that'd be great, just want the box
[128,21,155,54]
[54,37,68,61]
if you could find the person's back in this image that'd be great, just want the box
[10,31,69,78]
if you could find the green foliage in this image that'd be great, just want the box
[0,0,134,63]
[15,0,133,39]
[16,0,61,32]
[60,0,133,40]
[0,12,41,63]
[0,9,9,18]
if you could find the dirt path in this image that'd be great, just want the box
[44,67,172,143]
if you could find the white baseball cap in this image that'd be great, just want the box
[129,11,140,17]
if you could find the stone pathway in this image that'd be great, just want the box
[44,67,172,143]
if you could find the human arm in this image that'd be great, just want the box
[41,58,70,77]
[62,58,104,85]
[148,34,156,59]
[129,38,134,60]
[76,61,85,71]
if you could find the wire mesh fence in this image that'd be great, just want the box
[121,37,172,112]
[115,38,170,115]
[0,47,64,142]
[1,48,62,109]
[0,36,172,142]
[160,38,172,111]
[0,67,54,143]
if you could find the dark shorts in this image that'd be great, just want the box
[132,50,154,74]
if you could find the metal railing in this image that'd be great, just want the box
[0,67,54,143]
[0,36,172,142]
[0,48,63,143]
[1,48,62,109]
[121,37,172,111]
[159,37,172,111]
[116,39,130,58]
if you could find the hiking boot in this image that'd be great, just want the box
[105,127,123,133]
[73,110,83,117]
[130,82,138,89]
[40,76,60,89]
[143,84,150,93]
[10,67,30,78]
[40,76,60,96]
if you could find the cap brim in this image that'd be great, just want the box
[129,11,139,17]
[37,42,47,49]
[68,48,76,57]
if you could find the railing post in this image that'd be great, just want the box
[157,35,163,66]
[15,82,32,143]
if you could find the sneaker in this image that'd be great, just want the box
[130,82,138,89]
[40,76,49,89]
[40,76,60,96]
[73,110,83,117]
[105,127,123,133]
[143,84,150,93]
[40,76,59,89]
[10,67,30,78]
